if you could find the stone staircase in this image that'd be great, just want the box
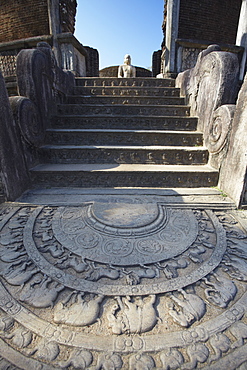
[31,77,219,188]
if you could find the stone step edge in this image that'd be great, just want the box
[16,188,235,209]
[58,103,189,108]
[40,145,207,150]
[74,86,180,91]
[31,163,218,173]
[67,95,184,100]
[51,114,196,119]
[45,128,201,134]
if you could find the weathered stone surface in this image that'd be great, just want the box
[41,145,208,165]
[30,163,219,188]
[0,195,246,369]
[45,129,203,147]
[16,42,74,143]
[0,72,30,201]
[76,77,175,87]
[176,46,239,134]
[218,71,247,207]
[51,115,198,131]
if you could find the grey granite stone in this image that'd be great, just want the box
[0,191,246,369]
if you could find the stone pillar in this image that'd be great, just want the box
[164,0,180,74]
[236,0,247,80]
[47,0,61,65]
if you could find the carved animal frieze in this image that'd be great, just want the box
[28,339,60,362]
[54,292,104,326]
[107,295,157,335]
[5,327,33,349]
[167,289,206,327]
[160,348,184,370]
[129,353,155,370]
[95,353,123,370]
[203,272,237,308]
[182,343,209,369]
[19,276,64,308]
[229,322,247,348]
[2,261,39,287]
[223,255,247,281]
[58,349,93,369]
[209,333,231,363]
[0,205,246,369]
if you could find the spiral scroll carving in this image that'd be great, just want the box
[9,97,43,147]
[205,104,236,154]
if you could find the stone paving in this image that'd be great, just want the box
[0,188,247,369]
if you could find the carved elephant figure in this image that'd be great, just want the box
[129,353,155,370]
[95,353,123,370]
[203,272,237,308]
[229,322,247,348]
[182,343,209,370]
[27,339,60,362]
[209,333,231,363]
[19,276,64,308]
[58,349,93,369]
[160,348,184,370]
[168,289,206,327]
[107,295,157,334]
[54,292,104,326]
[5,327,33,349]
[223,255,247,281]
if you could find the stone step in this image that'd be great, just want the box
[51,115,198,131]
[57,104,190,117]
[41,145,208,165]
[66,95,185,106]
[75,77,175,88]
[30,163,219,188]
[4,75,18,96]
[74,86,180,97]
[45,129,203,146]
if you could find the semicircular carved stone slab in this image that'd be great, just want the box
[52,204,199,265]
[0,203,247,369]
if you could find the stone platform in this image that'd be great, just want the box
[0,188,247,369]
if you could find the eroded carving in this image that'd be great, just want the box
[209,333,231,363]
[129,353,155,370]
[229,322,247,348]
[203,272,237,308]
[107,295,157,334]
[183,343,209,369]
[167,289,206,327]
[54,292,104,326]
[160,348,184,370]
[19,275,64,308]
[95,353,123,370]
[58,349,93,369]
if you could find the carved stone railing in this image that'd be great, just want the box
[16,42,74,145]
[0,72,30,201]
[176,45,247,207]
[0,42,75,202]
[175,39,243,74]
[218,73,247,208]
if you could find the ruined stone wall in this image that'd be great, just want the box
[0,0,49,43]
[60,0,77,33]
[0,0,77,44]
[178,0,242,44]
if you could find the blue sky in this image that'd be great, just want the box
[74,0,164,70]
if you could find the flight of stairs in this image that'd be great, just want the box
[30,77,219,188]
